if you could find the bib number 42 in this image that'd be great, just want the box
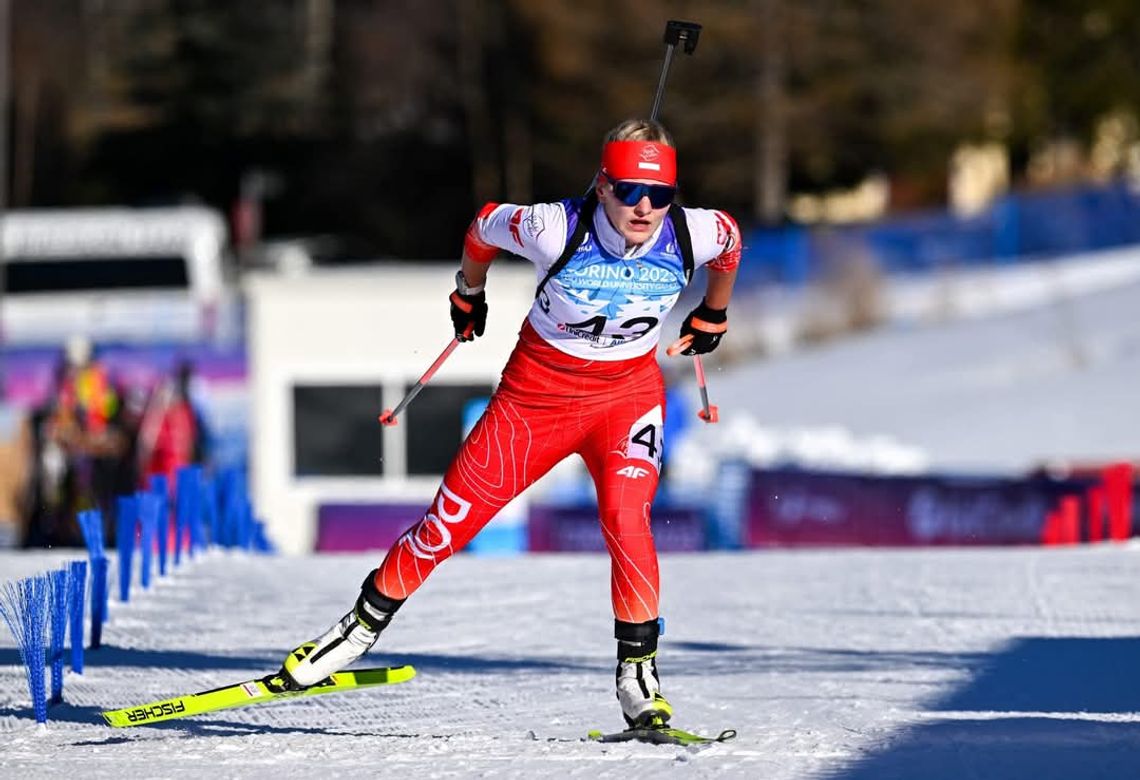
[564,315,658,342]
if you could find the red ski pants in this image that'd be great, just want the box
[374,323,666,624]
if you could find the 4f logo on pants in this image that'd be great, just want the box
[400,483,472,560]
[616,465,651,479]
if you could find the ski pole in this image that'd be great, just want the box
[655,22,716,423]
[650,21,702,121]
[666,335,719,423]
[379,338,461,427]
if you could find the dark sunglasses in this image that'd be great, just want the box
[605,175,676,209]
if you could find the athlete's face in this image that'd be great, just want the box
[597,177,673,247]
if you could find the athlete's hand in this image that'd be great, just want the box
[678,299,727,355]
[450,289,487,341]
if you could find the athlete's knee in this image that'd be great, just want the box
[599,506,655,547]
[397,482,481,562]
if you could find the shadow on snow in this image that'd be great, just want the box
[819,636,1140,780]
[0,646,600,674]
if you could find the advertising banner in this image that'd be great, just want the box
[528,502,707,552]
[745,468,1087,547]
[315,503,420,552]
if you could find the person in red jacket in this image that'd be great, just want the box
[138,361,203,486]
[280,118,741,729]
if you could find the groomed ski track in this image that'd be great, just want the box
[3,547,1139,779]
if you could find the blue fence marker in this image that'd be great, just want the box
[253,518,274,553]
[174,466,200,563]
[116,496,139,603]
[219,469,241,548]
[138,491,159,590]
[67,560,87,673]
[0,575,51,723]
[48,568,68,704]
[189,470,209,554]
[89,556,109,649]
[77,509,105,560]
[203,475,220,545]
[76,509,109,649]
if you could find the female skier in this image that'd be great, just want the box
[280,118,741,729]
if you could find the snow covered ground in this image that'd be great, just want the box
[2,545,1140,779]
[3,248,1140,777]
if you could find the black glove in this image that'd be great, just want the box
[450,289,487,341]
[679,299,728,355]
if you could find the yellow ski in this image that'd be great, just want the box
[588,725,736,746]
[102,665,415,728]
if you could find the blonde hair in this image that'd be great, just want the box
[604,118,674,147]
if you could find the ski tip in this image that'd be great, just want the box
[331,664,417,686]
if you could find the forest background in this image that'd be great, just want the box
[6,0,1139,260]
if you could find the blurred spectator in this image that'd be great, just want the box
[0,405,30,547]
[23,357,78,546]
[22,337,133,547]
[137,360,210,486]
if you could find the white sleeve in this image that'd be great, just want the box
[474,202,569,267]
[681,207,742,272]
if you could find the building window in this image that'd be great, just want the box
[405,384,493,476]
[293,384,383,476]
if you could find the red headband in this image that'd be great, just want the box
[601,140,677,186]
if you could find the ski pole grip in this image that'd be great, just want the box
[666,335,693,356]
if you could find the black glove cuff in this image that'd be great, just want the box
[453,289,486,304]
[692,299,727,323]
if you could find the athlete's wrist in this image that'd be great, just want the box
[455,270,485,296]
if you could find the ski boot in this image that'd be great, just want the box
[279,569,404,690]
[615,618,673,728]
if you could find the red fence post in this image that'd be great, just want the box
[1085,485,1106,543]
[1059,495,1081,545]
[1103,463,1135,542]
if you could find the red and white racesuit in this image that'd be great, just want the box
[374,198,741,624]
